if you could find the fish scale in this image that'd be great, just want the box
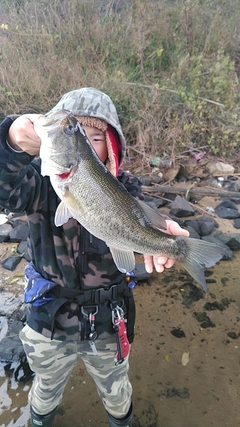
[35,110,225,291]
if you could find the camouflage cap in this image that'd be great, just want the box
[46,87,126,164]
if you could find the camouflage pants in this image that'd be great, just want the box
[19,325,132,418]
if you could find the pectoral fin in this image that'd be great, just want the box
[55,201,73,226]
[55,188,85,226]
[109,246,136,273]
[136,199,167,230]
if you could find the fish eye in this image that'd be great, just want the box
[64,125,75,135]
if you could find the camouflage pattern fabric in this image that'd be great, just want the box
[20,325,132,418]
[0,92,143,341]
[0,90,140,420]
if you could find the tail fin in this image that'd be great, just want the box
[179,237,225,291]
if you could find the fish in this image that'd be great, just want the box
[35,110,224,291]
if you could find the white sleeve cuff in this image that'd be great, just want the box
[6,140,23,153]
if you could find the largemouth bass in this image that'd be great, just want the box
[35,110,224,291]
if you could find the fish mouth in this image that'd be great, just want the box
[54,164,78,182]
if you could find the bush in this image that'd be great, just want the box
[0,0,239,156]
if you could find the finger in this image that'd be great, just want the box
[163,258,175,269]
[166,220,189,237]
[153,256,168,272]
[156,256,168,265]
[26,117,43,142]
[144,255,153,274]
[154,263,165,273]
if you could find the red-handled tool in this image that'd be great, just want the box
[112,305,130,365]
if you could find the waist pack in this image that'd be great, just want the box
[24,262,136,343]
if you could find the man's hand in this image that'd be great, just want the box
[144,220,189,273]
[8,114,43,156]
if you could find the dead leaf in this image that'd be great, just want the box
[181,352,190,366]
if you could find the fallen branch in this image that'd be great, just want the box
[124,82,225,107]
[144,190,216,216]
[142,184,240,198]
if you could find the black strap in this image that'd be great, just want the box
[50,282,129,305]
[48,282,135,342]
[50,286,92,305]
[123,287,135,343]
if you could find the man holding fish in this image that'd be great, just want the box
[0,87,223,426]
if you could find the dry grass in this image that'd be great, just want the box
[0,0,240,156]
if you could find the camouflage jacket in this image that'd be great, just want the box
[0,116,143,341]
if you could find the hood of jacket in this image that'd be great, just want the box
[46,87,126,166]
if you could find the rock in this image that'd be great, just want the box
[184,225,200,239]
[178,176,188,183]
[0,318,25,363]
[214,232,240,250]
[164,193,176,202]
[218,200,238,209]
[231,197,240,205]
[0,292,24,317]
[204,299,230,311]
[205,178,222,188]
[215,200,240,219]
[138,175,152,186]
[201,235,233,260]
[216,207,240,219]
[11,218,27,228]
[154,198,168,208]
[0,223,13,243]
[197,216,219,236]
[194,312,215,328]
[0,215,30,270]
[189,194,202,203]
[184,219,200,234]
[0,311,33,382]
[168,215,185,227]
[227,332,239,340]
[170,327,186,338]
[149,174,163,184]
[2,255,22,271]
[223,181,238,192]
[169,195,195,217]
[233,179,240,192]
[167,387,190,399]
[9,222,29,242]
[146,198,168,210]
[179,283,204,308]
[234,218,240,229]
[143,195,154,202]
[220,197,240,205]
[206,161,235,176]
[17,240,31,261]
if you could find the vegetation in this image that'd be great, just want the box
[0,0,240,157]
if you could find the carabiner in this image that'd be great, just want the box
[112,305,124,326]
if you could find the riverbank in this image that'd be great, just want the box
[1,159,240,425]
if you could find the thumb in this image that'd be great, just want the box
[166,220,189,237]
